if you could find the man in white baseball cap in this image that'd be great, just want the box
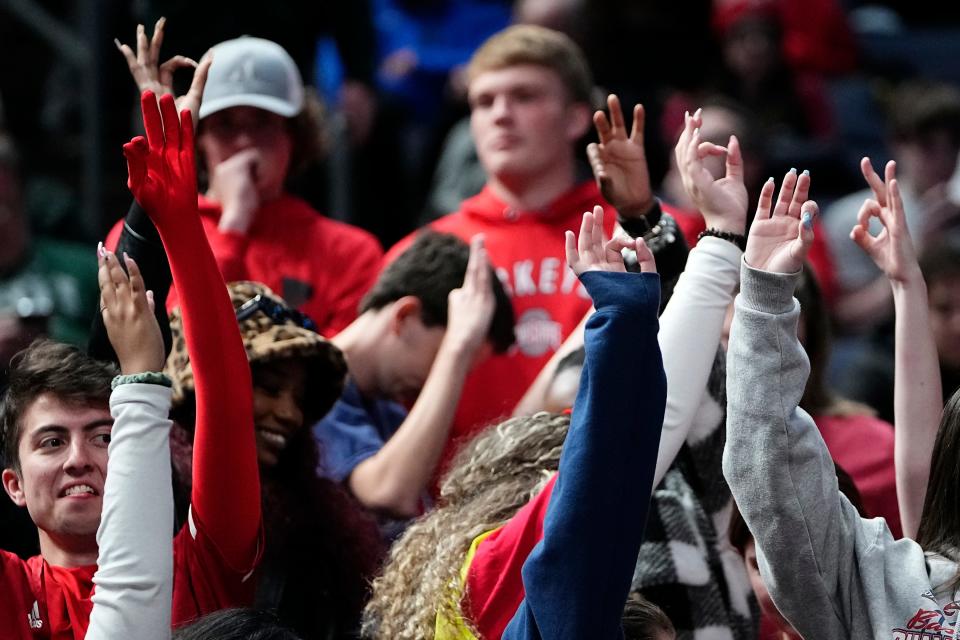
[112,24,384,337]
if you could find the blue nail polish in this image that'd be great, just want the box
[768,177,775,183]
[802,211,813,229]
[802,169,810,177]
[789,167,797,174]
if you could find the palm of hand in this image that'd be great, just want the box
[693,171,748,223]
[867,224,915,282]
[574,244,626,274]
[745,216,803,273]
[598,140,651,209]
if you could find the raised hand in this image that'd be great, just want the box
[98,245,165,375]
[675,108,748,234]
[850,158,921,284]
[444,235,496,356]
[123,91,197,226]
[566,205,656,275]
[587,94,654,217]
[115,18,211,125]
[744,169,818,274]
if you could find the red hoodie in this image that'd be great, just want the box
[384,181,616,464]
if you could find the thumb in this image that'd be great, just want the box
[792,207,816,260]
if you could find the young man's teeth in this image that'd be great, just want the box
[65,485,94,496]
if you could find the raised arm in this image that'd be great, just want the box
[91,20,212,364]
[724,171,861,639]
[502,206,666,639]
[123,92,259,569]
[87,250,173,640]
[850,158,942,539]
[348,236,497,517]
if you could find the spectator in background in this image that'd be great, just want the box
[825,82,960,338]
[0,135,99,378]
[710,0,835,145]
[386,26,661,460]
[314,232,513,538]
[112,25,383,336]
[920,240,960,400]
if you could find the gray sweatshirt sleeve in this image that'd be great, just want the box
[723,261,871,640]
[86,383,174,640]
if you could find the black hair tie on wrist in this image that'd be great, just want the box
[697,228,746,251]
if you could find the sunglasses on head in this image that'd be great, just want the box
[235,293,318,332]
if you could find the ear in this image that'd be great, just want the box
[2,468,26,507]
[388,296,424,336]
[565,102,593,142]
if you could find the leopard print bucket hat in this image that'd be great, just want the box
[165,281,347,422]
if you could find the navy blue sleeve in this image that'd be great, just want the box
[502,270,667,640]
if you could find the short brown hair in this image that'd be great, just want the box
[466,25,593,104]
[1,340,116,471]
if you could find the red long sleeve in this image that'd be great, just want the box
[128,92,260,571]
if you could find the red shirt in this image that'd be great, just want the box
[384,182,616,461]
[107,194,384,337]
[0,513,257,639]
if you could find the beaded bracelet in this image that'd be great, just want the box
[697,228,747,251]
[111,372,173,389]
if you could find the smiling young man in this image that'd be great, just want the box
[384,25,630,454]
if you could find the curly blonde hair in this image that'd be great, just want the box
[361,412,571,639]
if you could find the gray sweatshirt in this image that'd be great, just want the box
[723,261,960,640]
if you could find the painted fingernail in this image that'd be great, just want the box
[789,167,797,174]
[768,177,775,183]
[802,211,813,229]
[802,169,810,177]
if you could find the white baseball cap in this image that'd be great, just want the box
[199,36,305,120]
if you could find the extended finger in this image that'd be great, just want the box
[182,54,212,120]
[630,103,645,145]
[564,230,579,268]
[726,135,744,180]
[788,170,811,218]
[159,93,180,149]
[860,157,887,207]
[96,245,115,305]
[179,108,195,155]
[136,24,149,66]
[593,110,613,145]
[607,94,626,137]
[115,39,138,71]
[464,235,483,286]
[587,143,605,175]
[773,169,797,217]
[889,178,907,226]
[149,17,166,67]
[593,205,605,248]
[756,177,776,219]
[141,91,164,149]
[124,254,146,296]
[634,237,657,274]
[577,210,594,258]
